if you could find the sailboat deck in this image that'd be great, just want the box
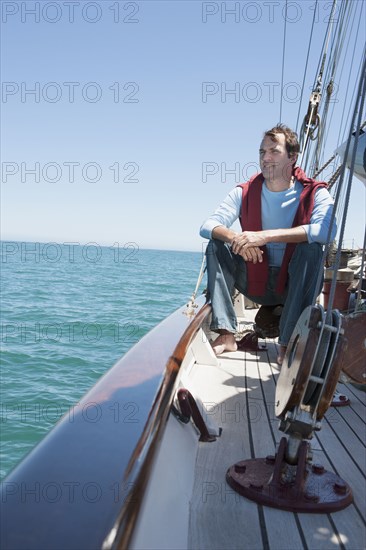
[188,329,366,549]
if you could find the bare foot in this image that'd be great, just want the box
[277,345,287,366]
[211,333,238,356]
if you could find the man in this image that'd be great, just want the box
[200,124,336,363]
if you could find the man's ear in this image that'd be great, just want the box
[290,153,298,165]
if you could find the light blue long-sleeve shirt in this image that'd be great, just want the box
[200,180,337,267]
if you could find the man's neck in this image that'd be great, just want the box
[265,175,294,192]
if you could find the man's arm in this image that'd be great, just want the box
[306,188,337,243]
[211,225,238,243]
[211,225,270,264]
[230,226,307,263]
[230,186,336,258]
[200,188,266,263]
[199,188,242,240]
[232,226,307,250]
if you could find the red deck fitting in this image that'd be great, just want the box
[226,437,353,513]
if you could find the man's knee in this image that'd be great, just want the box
[288,242,323,299]
[206,238,227,256]
[206,239,234,269]
[291,242,322,265]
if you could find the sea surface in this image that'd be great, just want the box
[0,241,205,480]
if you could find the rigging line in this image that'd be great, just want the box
[337,0,366,146]
[327,164,343,190]
[339,57,364,146]
[302,137,313,173]
[313,154,337,179]
[279,0,288,123]
[323,0,360,151]
[298,0,338,171]
[312,0,338,91]
[312,49,366,308]
[325,0,348,78]
[295,0,318,134]
[316,3,363,174]
[189,255,206,304]
[337,0,365,145]
[321,2,352,114]
[331,0,353,73]
[323,0,354,111]
[325,49,366,319]
[297,103,318,169]
[310,1,352,172]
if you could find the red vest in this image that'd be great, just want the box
[237,166,328,296]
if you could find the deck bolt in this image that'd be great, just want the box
[291,378,296,385]
[311,463,325,475]
[234,463,246,474]
[276,400,280,407]
[334,481,347,495]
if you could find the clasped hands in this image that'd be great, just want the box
[231,230,268,263]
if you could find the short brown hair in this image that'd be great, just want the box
[264,124,300,159]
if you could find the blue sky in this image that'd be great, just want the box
[1,0,365,251]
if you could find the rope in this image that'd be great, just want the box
[311,158,343,306]
[316,1,355,170]
[324,49,366,321]
[295,0,318,134]
[184,255,206,316]
[315,0,338,90]
[313,154,336,179]
[323,0,359,152]
[314,80,334,173]
[337,0,365,147]
[279,0,288,123]
[298,102,320,168]
[311,46,366,309]
[300,0,339,173]
[312,0,353,173]
[326,119,365,188]
[327,164,343,189]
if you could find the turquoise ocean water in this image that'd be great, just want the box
[0,242,205,480]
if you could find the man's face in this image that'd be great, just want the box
[259,134,296,182]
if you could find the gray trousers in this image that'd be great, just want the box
[206,239,323,346]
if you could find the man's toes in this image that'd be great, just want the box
[212,343,226,356]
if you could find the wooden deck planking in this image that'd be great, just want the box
[260,342,366,550]
[304,437,366,550]
[258,352,343,549]
[345,383,366,405]
[318,413,365,504]
[249,347,345,550]
[332,402,366,446]
[188,359,263,550]
[323,412,366,477]
[244,351,306,550]
[188,336,366,550]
